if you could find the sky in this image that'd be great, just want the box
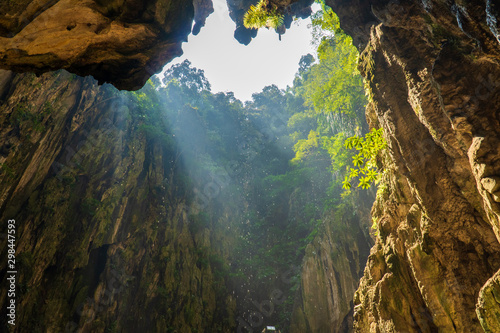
[161,0,318,102]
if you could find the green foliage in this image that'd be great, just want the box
[138,124,174,147]
[291,130,320,164]
[81,197,101,217]
[243,0,284,29]
[288,3,382,198]
[295,5,366,136]
[10,101,52,132]
[343,128,386,190]
[0,163,16,179]
[162,59,211,92]
[298,54,315,74]
[310,2,342,45]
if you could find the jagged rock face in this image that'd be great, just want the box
[323,0,500,331]
[0,70,236,332]
[290,200,373,333]
[0,0,214,90]
[477,269,500,331]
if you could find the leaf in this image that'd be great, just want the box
[352,154,363,167]
[349,168,359,179]
[345,138,354,149]
[366,169,378,182]
[342,178,351,189]
[358,177,371,189]
[353,137,362,149]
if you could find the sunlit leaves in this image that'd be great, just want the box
[310,2,342,46]
[365,169,378,182]
[287,112,316,140]
[348,168,359,179]
[345,136,362,149]
[291,130,320,164]
[358,177,371,189]
[352,154,363,167]
[287,3,377,198]
[298,54,315,74]
[343,128,386,190]
[243,0,284,29]
[296,6,366,136]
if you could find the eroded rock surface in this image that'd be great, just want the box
[290,199,373,333]
[323,0,500,331]
[0,70,238,332]
[0,0,214,90]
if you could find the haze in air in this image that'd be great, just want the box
[0,2,381,332]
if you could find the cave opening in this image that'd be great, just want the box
[0,1,382,332]
[4,0,500,332]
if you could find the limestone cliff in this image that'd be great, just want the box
[323,0,500,331]
[0,70,237,332]
[290,195,373,333]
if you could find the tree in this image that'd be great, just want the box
[298,8,366,135]
[298,54,315,74]
[162,60,211,92]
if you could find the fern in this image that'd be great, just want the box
[243,0,284,29]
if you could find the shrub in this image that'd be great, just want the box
[243,0,284,29]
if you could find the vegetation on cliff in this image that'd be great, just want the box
[0,4,379,333]
[243,0,285,29]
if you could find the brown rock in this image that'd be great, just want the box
[0,0,214,90]
[323,0,500,331]
[476,269,500,332]
[482,176,500,194]
[290,204,373,333]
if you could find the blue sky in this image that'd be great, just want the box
[161,0,318,102]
